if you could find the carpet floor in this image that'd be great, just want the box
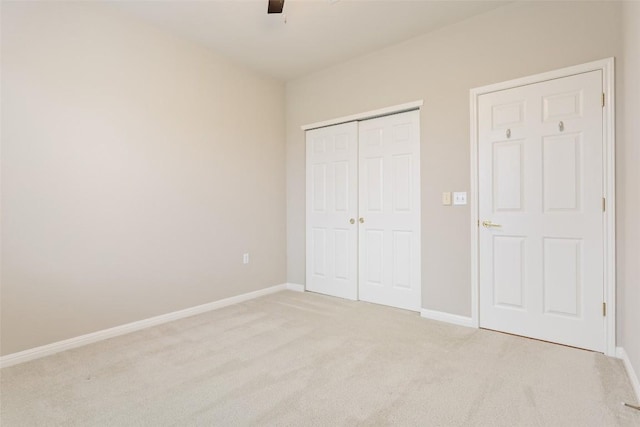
[1,290,639,426]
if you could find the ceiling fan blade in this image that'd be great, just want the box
[268,0,284,14]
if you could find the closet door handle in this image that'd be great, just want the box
[349,218,355,224]
[359,217,365,224]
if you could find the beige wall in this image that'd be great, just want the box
[286,1,624,317]
[620,0,640,383]
[1,2,286,355]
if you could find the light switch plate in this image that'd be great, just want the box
[453,192,467,205]
[442,192,452,205]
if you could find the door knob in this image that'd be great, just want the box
[482,220,501,228]
[349,218,355,224]
[359,217,365,224]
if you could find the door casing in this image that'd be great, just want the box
[469,58,616,356]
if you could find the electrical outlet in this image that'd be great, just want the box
[243,253,249,264]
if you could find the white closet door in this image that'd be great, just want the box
[358,110,421,311]
[478,71,604,351]
[306,122,359,300]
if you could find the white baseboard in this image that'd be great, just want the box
[285,283,305,292]
[0,283,292,369]
[617,347,640,403]
[421,308,475,328]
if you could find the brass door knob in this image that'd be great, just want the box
[482,220,501,228]
[359,218,365,224]
[349,218,355,224]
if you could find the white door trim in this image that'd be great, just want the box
[469,58,616,356]
[301,100,424,131]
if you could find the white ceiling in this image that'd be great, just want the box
[113,0,509,81]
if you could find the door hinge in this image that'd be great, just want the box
[602,93,605,108]
[603,302,607,317]
[602,197,606,212]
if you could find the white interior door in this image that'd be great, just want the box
[358,110,421,311]
[306,122,359,300]
[478,71,605,351]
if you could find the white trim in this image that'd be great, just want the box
[469,87,480,329]
[0,283,292,369]
[421,309,475,328]
[301,100,423,131]
[617,347,640,403]
[603,58,616,357]
[286,282,305,292]
[469,58,616,355]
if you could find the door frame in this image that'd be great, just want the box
[301,100,424,131]
[469,58,616,356]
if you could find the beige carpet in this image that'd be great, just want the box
[1,290,639,426]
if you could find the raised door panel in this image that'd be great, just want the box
[311,164,327,213]
[333,160,350,212]
[493,236,526,309]
[311,228,327,278]
[363,230,384,286]
[392,155,412,212]
[392,231,412,290]
[543,238,582,317]
[364,157,384,213]
[492,101,525,129]
[543,90,583,122]
[543,134,582,212]
[492,141,524,212]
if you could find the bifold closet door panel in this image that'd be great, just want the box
[305,122,359,300]
[358,110,421,311]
